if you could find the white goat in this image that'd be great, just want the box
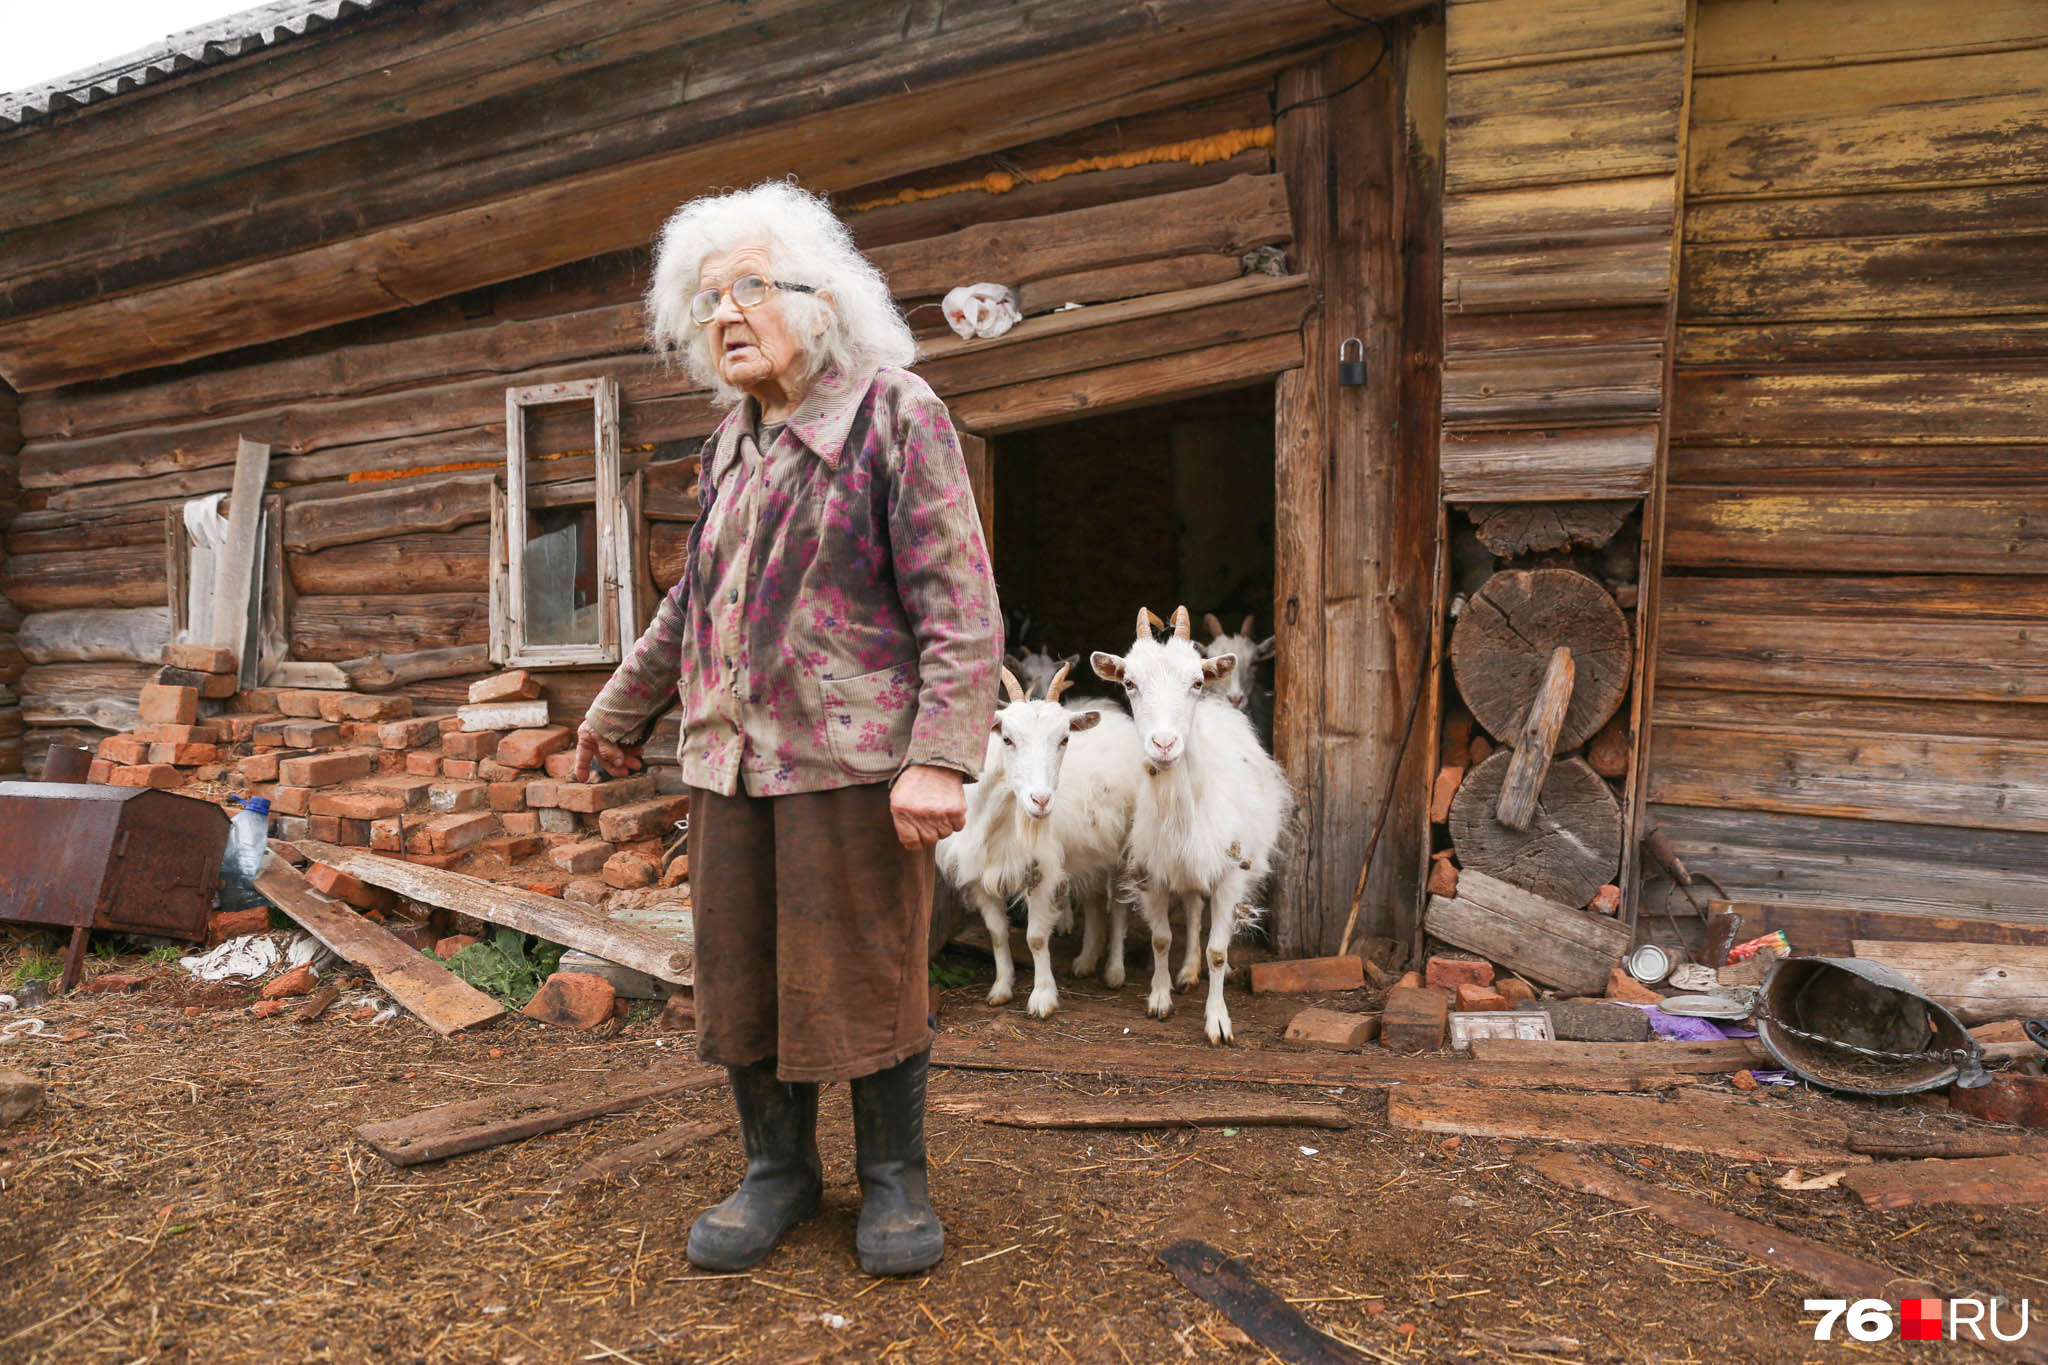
[1199,613,1274,714]
[936,663,1141,1019]
[1006,644,1076,703]
[1092,605,1292,1044]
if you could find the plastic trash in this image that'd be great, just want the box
[180,934,281,982]
[217,796,273,912]
[941,283,1020,339]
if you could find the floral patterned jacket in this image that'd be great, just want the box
[583,362,1002,797]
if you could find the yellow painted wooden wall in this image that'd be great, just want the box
[1647,0,2048,921]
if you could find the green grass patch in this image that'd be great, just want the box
[11,952,61,987]
[426,928,566,1007]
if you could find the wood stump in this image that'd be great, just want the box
[1466,501,1633,557]
[1448,752,1623,908]
[1450,569,1630,750]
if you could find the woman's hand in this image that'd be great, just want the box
[890,764,966,850]
[574,722,645,783]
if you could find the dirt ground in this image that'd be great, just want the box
[1,940,2043,1365]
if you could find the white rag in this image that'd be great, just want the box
[180,934,281,982]
[941,283,1020,340]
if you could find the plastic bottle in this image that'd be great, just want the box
[218,795,272,912]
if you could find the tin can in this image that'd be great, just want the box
[1626,943,1672,985]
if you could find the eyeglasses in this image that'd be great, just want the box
[689,274,815,325]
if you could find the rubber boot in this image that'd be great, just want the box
[686,1061,822,1271]
[849,1049,945,1275]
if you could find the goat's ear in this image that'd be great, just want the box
[990,715,1005,733]
[1241,614,1256,636]
[1255,635,1276,662]
[1067,708,1103,733]
[1201,651,1238,681]
[1202,612,1225,639]
[1090,651,1125,682]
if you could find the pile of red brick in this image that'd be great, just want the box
[85,656,688,905]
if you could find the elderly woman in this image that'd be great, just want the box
[573,181,999,1277]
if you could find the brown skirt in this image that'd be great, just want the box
[689,781,933,1083]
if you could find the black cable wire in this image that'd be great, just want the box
[1274,3,1394,119]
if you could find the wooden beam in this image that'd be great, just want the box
[935,1096,1353,1130]
[1392,1086,1864,1166]
[209,439,270,682]
[355,1065,723,1166]
[1424,867,1630,990]
[1849,940,2048,1026]
[1842,1155,2048,1211]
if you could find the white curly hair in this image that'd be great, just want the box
[645,180,916,407]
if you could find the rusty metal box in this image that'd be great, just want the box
[0,782,228,943]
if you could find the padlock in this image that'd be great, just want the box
[1338,337,1367,387]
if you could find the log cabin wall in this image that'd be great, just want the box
[1647,0,2048,925]
[0,383,21,776]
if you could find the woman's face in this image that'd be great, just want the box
[698,244,805,396]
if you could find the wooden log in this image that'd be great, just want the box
[294,840,693,984]
[289,528,491,595]
[355,1064,724,1167]
[3,503,167,554]
[1842,1156,2048,1212]
[936,1095,1353,1130]
[1495,646,1574,831]
[1016,253,1243,314]
[16,662,154,731]
[1448,753,1623,908]
[17,607,171,664]
[1465,502,1634,557]
[641,455,702,522]
[1391,1087,1865,1167]
[1848,941,2048,1026]
[0,543,166,612]
[1467,1038,1767,1073]
[283,472,496,553]
[1156,1240,1366,1365]
[1424,867,1631,993]
[1848,1127,2048,1161]
[334,645,492,693]
[1380,986,1451,1053]
[253,855,506,1037]
[1451,569,1630,749]
[289,594,491,662]
[949,330,1304,435]
[1440,426,1658,502]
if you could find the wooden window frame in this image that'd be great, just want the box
[496,377,634,668]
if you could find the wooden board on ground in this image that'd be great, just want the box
[936,1095,1353,1130]
[1722,900,2048,959]
[1388,1086,1867,1166]
[254,854,505,1037]
[1850,940,2048,1025]
[1466,1038,1766,1073]
[496,1119,729,1217]
[1848,1123,2048,1161]
[294,839,692,985]
[1842,1156,2048,1212]
[930,1034,1700,1093]
[357,1064,723,1166]
[1424,867,1630,991]
[1156,1239,1367,1365]
[1524,1154,2048,1365]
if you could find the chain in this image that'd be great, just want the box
[1752,999,1982,1068]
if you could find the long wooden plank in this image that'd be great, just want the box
[290,594,491,663]
[929,1035,1699,1093]
[1526,1153,2048,1365]
[935,1096,1353,1130]
[1662,574,2048,622]
[1423,869,1631,992]
[1654,608,2048,703]
[1442,343,1665,427]
[948,332,1304,435]
[1657,689,2048,744]
[1446,233,1672,313]
[1391,1087,1867,1166]
[1716,900,2048,958]
[1667,442,2048,487]
[1683,232,2048,323]
[1850,940,2048,1026]
[1441,425,1657,500]
[1843,1156,2048,1211]
[1673,367,2048,447]
[1663,487,2048,574]
[253,855,506,1038]
[1679,318,2048,368]
[295,839,694,985]
[1694,0,2048,73]
[1466,1038,1766,1072]
[1446,0,1683,70]
[356,1065,723,1166]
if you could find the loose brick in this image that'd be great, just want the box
[597,795,689,843]
[552,774,657,814]
[563,877,609,904]
[163,643,238,674]
[1497,978,1537,1007]
[339,693,412,721]
[476,758,522,782]
[275,688,329,718]
[97,734,148,765]
[1949,1074,2048,1129]
[315,693,352,723]
[271,785,314,815]
[442,730,499,761]
[538,809,581,834]
[366,774,436,808]
[378,716,443,749]
[1455,983,1508,1012]
[1588,884,1622,915]
[109,764,183,788]
[259,964,319,1000]
[603,850,659,889]
[523,972,617,1029]
[147,741,220,767]
[226,712,282,741]
[441,758,478,779]
[500,810,541,835]
[438,715,466,733]
[282,720,344,748]
[483,834,546,862]
[1425,956,1495,991]
[404,749,443,776]
[339,722,385,745]
[657,994,696,1032]
[250,1000,288,1019]
[159,664,237,696]
[468,670,541,704]
[487,781,526,812]
[139,720,226,743]
[1605,968,1663,1005]
[1283,1007,1380,1050]
[370,818,405,852]
[460,700,551,732]
[229,688,281,713]
[549,839,614,874]
[306,814,343,842]
[209,907,272,944]
[521,880,565,897]
[1428,764,1465,825]
[429,780,487,813]
[1248,955,1366,995]
[1469,736,1494,765]
[495,726,573,770]
[1425,858,1459,899]
[269,838,308,867]
[239,752,281,783]
[88,758,117,783]
[660,853,689,886]
[543,751,580,780]
[310,790,406,820]
[250,723,289,749]
[524,780,560,808]
[274,815,311,842]
[405,850,469,869]
[436,935,482,958]
[306,863,398,911]
[1380,986,1451,1053]
[425,812,498,853]
[277,749,374,788]
[138,684,199,725]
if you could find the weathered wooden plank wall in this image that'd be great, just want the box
[1646,0,2048,921]
[0,383,21,775]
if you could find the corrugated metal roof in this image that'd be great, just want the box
[0,0,396,131]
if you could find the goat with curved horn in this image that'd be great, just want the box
[1044,661,1074,703]
[1136,606,1165,639]
[1170,605,1192,639]
[1000,666,1029,704]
